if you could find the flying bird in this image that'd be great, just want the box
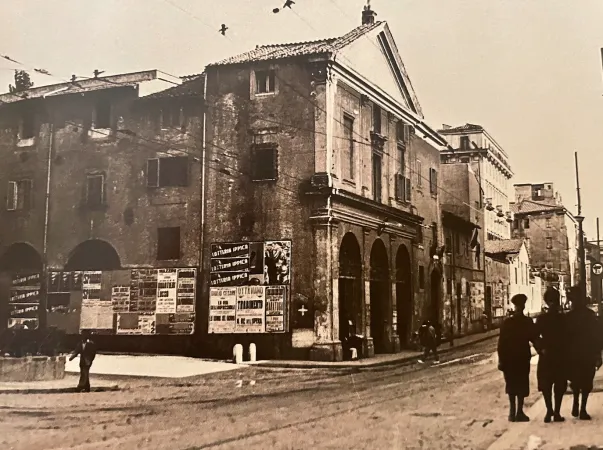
[272,7,280,13]
[219,24,228,35]
[283,0,294,8]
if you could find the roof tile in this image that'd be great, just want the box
[485,239,524,256]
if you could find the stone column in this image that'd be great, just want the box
[362,228,375,357]
[309,219,342,361]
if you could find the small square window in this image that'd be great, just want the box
[161,105,182,129]
[157,227,181,260]
[255,70,275,94]
[251,144,278,181]
[86,174,105,207]
[372,104,382,134]
[147,157,189,188]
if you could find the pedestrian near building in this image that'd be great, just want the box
[535,287,568,423]
[497,293,540,422]
[417,320,439,364]
[565,286,603,420]
[69,330,97,393]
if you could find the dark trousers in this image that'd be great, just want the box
[77,365,91,392]
[423,344,439,361]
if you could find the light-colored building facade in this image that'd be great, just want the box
[438,124,513,241]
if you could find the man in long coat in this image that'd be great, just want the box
[497,293,539,422]
[535,287,568,423]
[69,330,97,393]
[566,286,602,420]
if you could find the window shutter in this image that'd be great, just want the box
[405,177,411,202]
[395,174,401,201]
[7,181,17,210]
[147,159,159,187]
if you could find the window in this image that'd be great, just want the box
[419,265,425,289]
[397,144,405,175]
[460,136,470,149]
[372,152,382,202]
[86,174,105,207]
[523,218,530,229]
[255,70,275,94]
[6,179,32,211]
[395,174,411,202]
[432,222,438,247]
[147,157,189,188]
[372,104,381,134]
[429,168,438,195]
[513,219,519,230]
[396,120,408,144]
[251,144,278,181]
[546,237,553,249]
[416,159,422,187]
[94,101,111,129]
[161,105,182,129]
[546,218,551,228]
[342,115,354,180]
[157,227,181,260]
[20,112,35,139]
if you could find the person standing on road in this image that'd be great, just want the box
[565,286,603,420]
[535,287,568,423]
[497,294,540,422]
[69,330,97,393]
[417,320,439,364]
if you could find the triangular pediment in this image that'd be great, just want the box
[336,23,423,118]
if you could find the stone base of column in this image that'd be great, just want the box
[362,337,375,358]
[309,341,343,362]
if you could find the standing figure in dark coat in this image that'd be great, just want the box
[69,330,97,393]
[535,287,568,423]
[497,294,539,422]
[565,286,602,420]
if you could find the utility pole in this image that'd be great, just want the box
[575,152,587,302]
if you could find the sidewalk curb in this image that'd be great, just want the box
[254,330,500,370]
[0,384,120,395]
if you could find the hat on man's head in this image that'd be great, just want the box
[568,285,585,304]
[543,287,560,305]
[511,293,528,307]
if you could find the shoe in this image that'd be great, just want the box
[579,411,592,420]
[544,413,552,423]
[553,414,565,422]
[516,412,530,422]
[508,414,516,422]
[572,407,579,418]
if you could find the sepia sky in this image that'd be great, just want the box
[2,0,603,237]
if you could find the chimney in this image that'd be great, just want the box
[442,124,451,130]
[362,1,377,25]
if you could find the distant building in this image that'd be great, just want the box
[438,124,513,241]
[510,183,578,293]
[484,239,541,318]
[440,162,486,336]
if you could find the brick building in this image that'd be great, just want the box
[510,183,578,292]
[202,6,447,361]
[440,162,486,337]
[0,71,206,353]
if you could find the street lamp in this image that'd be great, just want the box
[576,214,587,301]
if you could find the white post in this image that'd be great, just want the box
[249,343,256,362]
[233,344,243,364]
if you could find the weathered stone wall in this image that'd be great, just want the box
[0,355,65,382]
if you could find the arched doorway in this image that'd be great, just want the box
[370,239,389,354]
[395,245,412,347]
[65,240,121,271]
[430,269,441,325]
[0,243,42,272]
[338,233,362,342]
[0,243,43,331]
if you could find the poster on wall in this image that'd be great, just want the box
[265,285,287,332]
[80,300,114,332]
[208,241,291,334]
[176,269,196,313]
[235,285,265,333]
[208,287,237,333]
[8,273,41,329]
[156,269,177,313]
[470,282,485,321]
[82,271,102,300]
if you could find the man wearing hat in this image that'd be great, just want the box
[534,287,568,423]
[497,293,540,422]
[565,286,602,420]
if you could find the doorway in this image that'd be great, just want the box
[370,239,389,354]
[338,233,363,342]
[395,245,412,347]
